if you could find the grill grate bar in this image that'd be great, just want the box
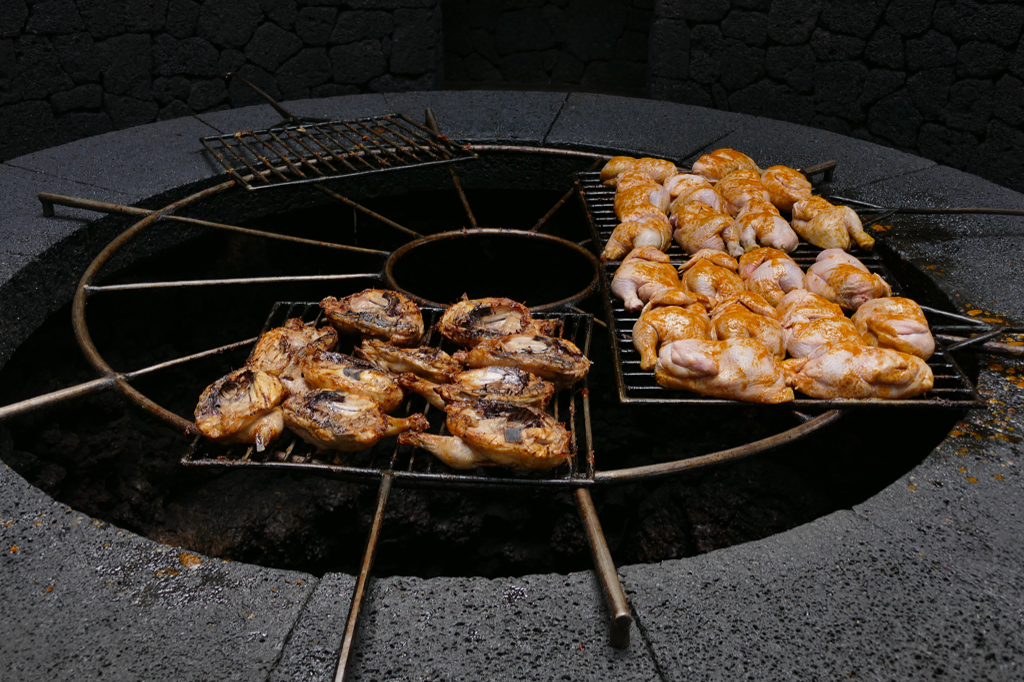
[576,170,984,408]
[201,114,477,191]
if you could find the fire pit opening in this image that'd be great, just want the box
[0,178,975,580]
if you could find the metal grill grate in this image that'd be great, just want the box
[200,114,478,191]
[182,301,595,488]
[575,170,984,408]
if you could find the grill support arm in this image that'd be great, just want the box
[574,488,632,649]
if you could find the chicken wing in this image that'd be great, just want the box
[783,342,934,400]
[654,338,794,404]
[690,148,761,183]
[632,288,712,370]
[610,246,681,311]
[355,338,462,383]
[195,368,286,451]
[804,249,891,311]
[300,349,405,413]
[453,334,592,389]
[398,366,555,410]
[283,390,428,452]
[248,318,338,395]
[670,202,742,256]
[851,297,935,360]
[679,249,744,310]
[792,197,875,251]
[321,289,424,347]
[601,213,673,261]
[710,291,785,359]
[761,165,812,212]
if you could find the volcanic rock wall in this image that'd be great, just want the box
[0,0,443,159]
[648,0,1024,193]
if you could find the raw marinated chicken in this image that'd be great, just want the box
[851,297,935,360]
[738,247,793,280]
[670,202,742,256]
[614,183,671,221]
[195,368,286,451]
[600,156,637,185]
[321,289,424,347]
[399,366,555,410]
[745,254,806,306]
[716,169,772,217]
[735,203,800,253]
[355,338,462,383]
[761,165,813,212]
[601,156,678,186]
[804,249,891,311]
[610,246,681,311]
[283,390,428,452]
[710,292,785,359]
[664,174,730,214]
[402,401,572,470]
[453,334,592,389]
[777,290,862,358]
[632,288,712,370]
[601,213,673,261]
[301,349,405,413]
[783,342,934,399]
[679,249,744,310]
[248,318,338,395]
[690,148,761,183]
[438,297,535,347]
[791,197,875,251]
[654,338,794,404]
[614,168,661,192]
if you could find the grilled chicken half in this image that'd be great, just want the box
[453,334,592,389]
[400,401,572,470]
[301,349,405,412]
[248,318,338,394]
[399,366,555,410]
[321,289,424,347]
[438,297,537,347]
[195,368,286,451]
[355,338,462,383]
[283,390,428,452]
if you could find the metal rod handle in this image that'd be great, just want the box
[574,488,632,649]
[426,108,477,229]
[335,472,393,682]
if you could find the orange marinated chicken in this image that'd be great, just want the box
[654,338,794,404]
[614,183,670,221]
[600,156,678,185]
[632,288,712,370]
[744,254,806,307]
[601,213,673,260]
[783,342,934,400]
[738,247,793,280]
[664,174,730,213]
[690,148,761,183]
[804,249,891,311]
[670,202,742,256]
[716,169,772,217]
[610,246,682,311]
[710,291,785,359]
[735,203,799,253]
[761,165,813,212]
[678,249,744,310]
[851,297,935,360]
[792,197,875,251]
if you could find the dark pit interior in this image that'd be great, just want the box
[0,185,972,579]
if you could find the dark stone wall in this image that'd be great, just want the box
[0,0,443,161]
[439,0,653,95]
[648,0,1024,194]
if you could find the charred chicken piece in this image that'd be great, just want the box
[632,288,712,370]
[610,246,682,311]
[655,338,794,404]
[679,249,744,311]
[438,297,537,347]
[804,249,891,311]
[399,366,555,410]
[601,213,673,261]
[321,289,424,347]
[355,338,462,384]
[711,291,785,359]
[400,401,572,470]
[396,432,495,469]
[248,318,338,395]
[851,297,935,360]
[195,368,286,451]
[761,165,813,213]
[300,349,405,413]
[783,342,934,400]
[283,390,428,452]
[453,334,592,389]
[690,148,761,184]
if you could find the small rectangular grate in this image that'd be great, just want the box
[200,114,477,191]
[575,170,984,408]
[182,301,595,488]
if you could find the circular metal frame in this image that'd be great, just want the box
[69,144,841,485]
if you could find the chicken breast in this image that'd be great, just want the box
[283,390,428,452]
[664,174,731,214]
[783,342,934,400]
[738,247,794,280]
[735,205,800,253]
[321,289,424,347]
[670,202,742,256]
[453,334,592,389]
[195,368,286,451]
[851,297,935,360]
[679,249,744,311]
[716,169,772,217]
[745,256,806,307]
[654,338,794,404]
[614,183,671,221]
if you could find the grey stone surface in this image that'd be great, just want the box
[384,89,566,142]
[197,92,391,134]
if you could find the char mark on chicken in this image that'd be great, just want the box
[321,288,424,347]
[195,367,287,451]
[283,390,428,453]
